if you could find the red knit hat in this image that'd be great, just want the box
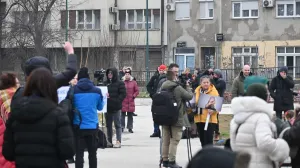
[158,64,167,71]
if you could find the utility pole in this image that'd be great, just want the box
[65,0,68,42]
[145,0,150,83]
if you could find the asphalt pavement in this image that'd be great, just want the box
[68,105,202,168]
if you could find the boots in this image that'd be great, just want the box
[162,161,169,168]
[168,161,182,168]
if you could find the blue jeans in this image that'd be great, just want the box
[154,123,160,133]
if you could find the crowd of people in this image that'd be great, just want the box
[0,41,299,168]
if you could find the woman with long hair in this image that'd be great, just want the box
[2,68,75,168]
[0,72,20,168]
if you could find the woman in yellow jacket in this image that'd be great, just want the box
[194,76,219,147]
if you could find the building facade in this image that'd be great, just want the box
[0,0,167,73]
[165,0,300,78]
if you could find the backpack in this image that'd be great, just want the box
[59,86,82,128]
[151,84,180,126]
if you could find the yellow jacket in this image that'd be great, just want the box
[194,84,219,124]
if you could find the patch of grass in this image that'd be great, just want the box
[219,114,233,139]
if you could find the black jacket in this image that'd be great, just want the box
[269,71,295,111]
[3,97,75,168]
[146,71,160,97]
[282,114,300,167]
[213,77,226,97]
[104,68,126,112]
[12,54,77,101]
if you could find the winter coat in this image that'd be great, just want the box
[269,71,295,112]
[3,97,75,168]
[122,77,139,112]
[161,80,193,127]
[11,54,77,101]
[73,78,104,129]
[280,113,300,167]
[231,71,253,99]
[230,96,290,168]
[146,71,160,98]
[0,87,17,168]
[104,68,126,112]
[194,84,219,124]
[212,77,226,97]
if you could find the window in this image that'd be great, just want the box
[175,0,190,20]
[232,1,259,18]
[175,47,195,72]
[118,9,160,30]
[61,10,101,30]
[199,0,214,19]
[276,46,300,78]
[14,11,51,31]
[232,47,259,69]
[276,0,300,17]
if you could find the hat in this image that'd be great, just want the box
[124,69,131,75]
[158,64,167,71]
[23,56,52,76]
[279,66,288,73]
[78,67,90,80]
[214,69,222,77]
[246,83,268,101]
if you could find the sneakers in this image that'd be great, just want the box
[113,141,121,148]
[129,129,134,133]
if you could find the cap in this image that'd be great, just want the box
[158,64,167,71]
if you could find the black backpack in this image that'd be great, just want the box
[151,84,180,126]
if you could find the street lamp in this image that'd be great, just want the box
[145,0,150,83]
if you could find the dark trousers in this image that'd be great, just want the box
[75,129,98,168]
[154,123,160,133]
[276,111,283,119]
[105,110,122,143]
[196,123,216,147]
[215,113,220,134]
[121,112,133,129]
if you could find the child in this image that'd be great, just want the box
[285,110,295,126]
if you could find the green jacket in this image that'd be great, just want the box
[161,80,193,127]
[231,71,253,99]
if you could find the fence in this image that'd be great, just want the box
[131,67,300,86]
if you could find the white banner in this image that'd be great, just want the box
[57,86,108,113]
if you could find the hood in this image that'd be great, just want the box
[106,68,119,82]
[161,80,178,90]
[11,97,57,123]
[238,71,253,80]
[23,56,52,77]
[231,96,273,124]
[277,66,288,76]
[76,78,94,91]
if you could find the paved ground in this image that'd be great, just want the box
[68,106,202,168]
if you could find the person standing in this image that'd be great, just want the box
[231,65,252,99]
[72,67,104,168]
[147,64,167,138]
[269,66,295,119]
[160,63,193,168]
[121,69,139,133]
[104,68,126,148]
[212,69,226,141]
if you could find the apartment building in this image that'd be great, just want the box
[165,0,300,78]
[0,0,167,73]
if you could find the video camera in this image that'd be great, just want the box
[94,69,106,86]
